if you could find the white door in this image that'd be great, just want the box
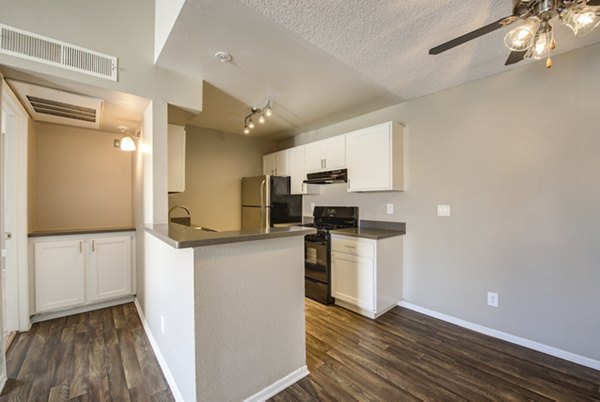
[305,141,324,173]
[331,252,374,311]
[347,125,391,191]
[262,154,276,175]
[34,240,85,312]
[0,109,7,391]
[88,236,132,302]
[289,146,305,194]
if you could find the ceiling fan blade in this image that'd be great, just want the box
[587,0,600,5]
[505,50,527,65]
[429,16,518,55]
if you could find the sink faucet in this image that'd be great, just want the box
[169,205,191,218]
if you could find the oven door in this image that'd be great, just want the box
[305,239,328,283]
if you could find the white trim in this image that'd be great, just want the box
[134,298,184,402]
[0,373,6,394]
[2,80,30,332]
[398,301,600,371]
[31,296,134,323]
[243,365,310,402]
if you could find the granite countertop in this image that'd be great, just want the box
[143,223,315,249]
[330,220,406,240]
[29,227,136,237]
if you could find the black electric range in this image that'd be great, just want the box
[304,206,358,304]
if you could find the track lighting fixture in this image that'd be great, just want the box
[243,100,272,135]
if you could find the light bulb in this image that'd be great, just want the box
[243,127,250,135]
[259,114,265,124]
[528,31,551,60]
[248,119,255,129]
[265,107,272,117]
[120,135,136,152]
[562,4,600,37]
[504,18,539,51]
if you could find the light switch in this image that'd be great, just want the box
[437,204,450,217]
[386,203,394,215]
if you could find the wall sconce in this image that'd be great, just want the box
[114,126,140,152]
[243,100,272,135]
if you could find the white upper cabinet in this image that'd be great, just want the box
[168,124,186,193]
[305,136,346,173]
[262,150,290,176]
[288,145,320,195]
[346,122,404,192]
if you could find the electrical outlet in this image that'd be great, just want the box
[310,203,315,212]
[437,204,451,217]
[160,315,166,334]
[487,292,499,307]
[386,203,394,215]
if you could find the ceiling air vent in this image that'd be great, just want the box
[0,23,118,81]
[8,79,104,129]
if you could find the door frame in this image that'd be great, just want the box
[1,79,30,333]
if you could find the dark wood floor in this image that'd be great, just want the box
[272,299,600,401]
[0,303,174,402]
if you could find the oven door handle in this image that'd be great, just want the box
[306,240,328,246]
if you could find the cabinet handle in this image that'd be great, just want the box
[79,241,83,253]
[344,245,356,249]
[92,240,95,252]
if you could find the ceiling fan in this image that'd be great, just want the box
[429,0,600,68]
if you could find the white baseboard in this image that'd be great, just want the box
[243,365,310,402]
[134,298,184,402]
[398,301,600,371]
[31,296,135,323]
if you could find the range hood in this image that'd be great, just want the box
[304,169,347,185]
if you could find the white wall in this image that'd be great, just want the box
[142,232,195,402]
[287,43,600,362]
[154,0,185,62]
[0,0,202,111]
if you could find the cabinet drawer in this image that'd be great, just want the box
[332,237,374,259]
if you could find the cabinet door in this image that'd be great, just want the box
[88,236,132,302]
[262,154,276,175]
[34,240,85,312]
[168,125,186,193]
[275,150,290,176]
[289,146,306,195]
[347,123,391,191]
[323,135,346,170]
[305,141,324,173]
[331,251,374,311]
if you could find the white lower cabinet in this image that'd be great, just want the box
[88,236,132,302]
[331,234,403,319]
[32,232,134,314]
[34,240,86,313]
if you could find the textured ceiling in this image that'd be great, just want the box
[158,0,600,138]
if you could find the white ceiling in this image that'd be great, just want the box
[157,0,600,139]
[0,66,150,134]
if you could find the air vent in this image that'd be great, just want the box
[8,80,103,129]
[0,23,118,81]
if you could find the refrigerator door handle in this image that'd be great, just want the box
[260,179,266,229]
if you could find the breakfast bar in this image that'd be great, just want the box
[140,223,314,401]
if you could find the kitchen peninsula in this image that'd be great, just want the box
[141,223,314,401]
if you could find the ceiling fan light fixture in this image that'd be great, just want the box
[562,4,600,37]
[527,30,552,60]
[504,17,540,51]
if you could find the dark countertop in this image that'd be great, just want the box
[330,227,405,240]
[143,223,315,249]
[330,220,406,240]
[29,227,136,238]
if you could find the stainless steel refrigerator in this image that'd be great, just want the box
[241,176,303,230]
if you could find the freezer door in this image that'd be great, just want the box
[241,176,270,207]
[242,206,270,230]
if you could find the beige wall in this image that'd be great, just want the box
[33,122,133,231]
[27,118,36,232]
[287,43,600,362]
[169,126,277,231]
